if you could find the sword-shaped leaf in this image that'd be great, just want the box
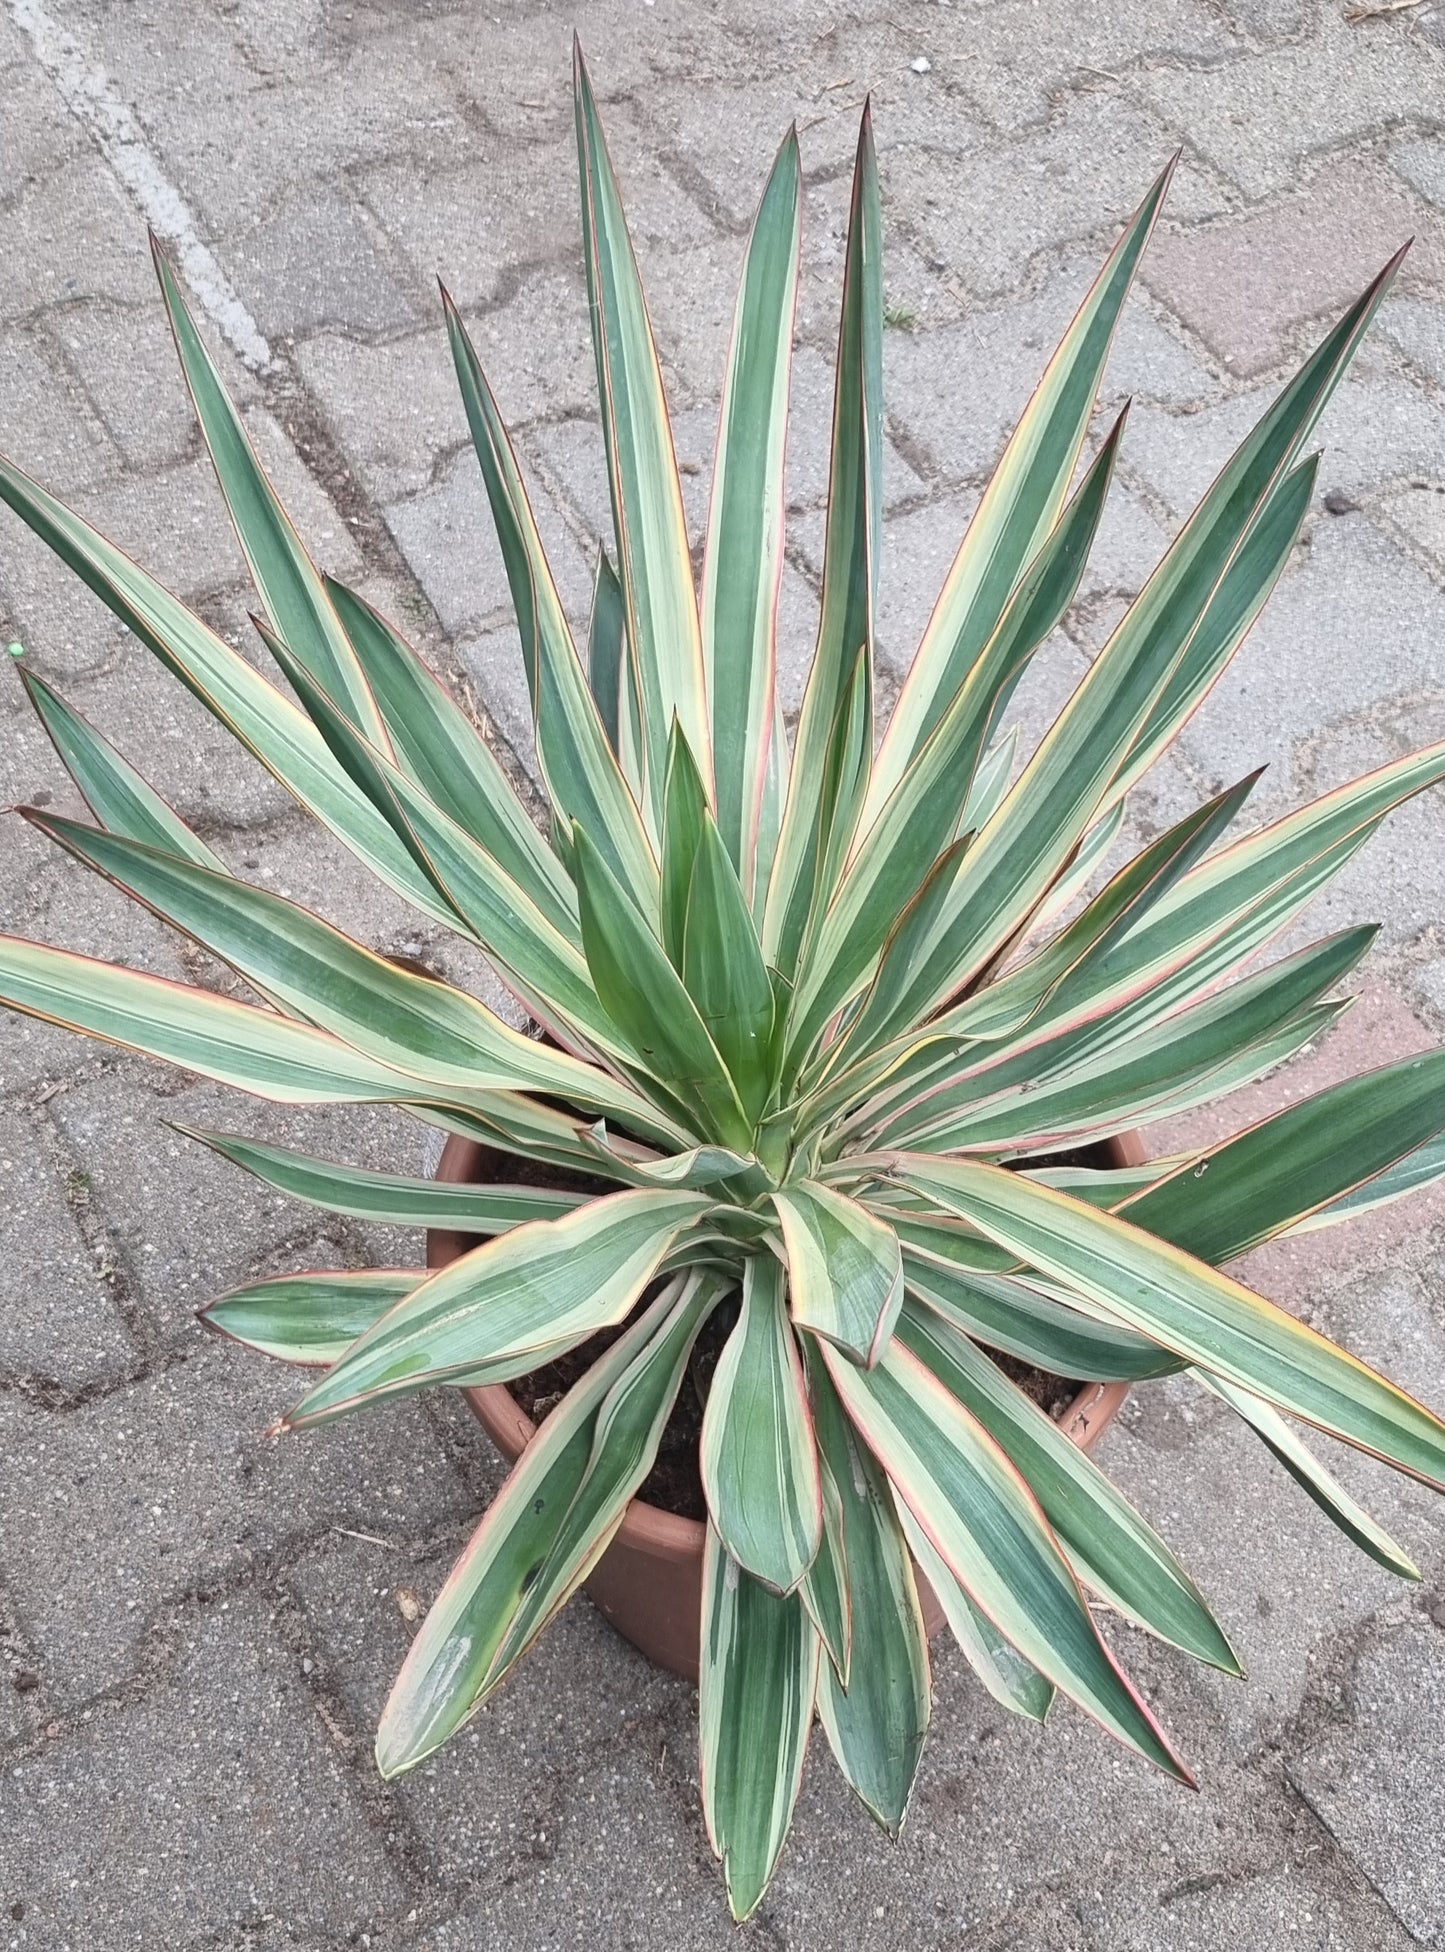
[20,669,225,871]
[823,1336,1189,1779]
[1119,1046,1445,1262]
[701,1254,822,1592]
[376,1280,691,1775]
[660,722,710,968]
[586,545,628,757]
[764,106,882,979]
[574,43,710,821]
[699,1525,820,1922]
[573,823,754,1150]
[682,820,778,1122]
[323,577,578,941]
[899,1305,1239,1671]
[29,813,683,1148]
[152,242,389,750]
[807,1343,929,1832]
[772,1180,902,1365]
[893,1496,1054,1722]
[901,1253,1182,1382]
[789,411,1126,1062]
[442,290,659,912]
[868,162,1173,813]
[896,1157,1445,1490]
[702,128,800,896]
[0,454,458,931]
[844,258,1401,1057]
[485,1271,720,1689]
[896,928,1372,1153]
[176,1127,587,1232]
[800,1447,851,1682]
[202,1268,423,1364]
[0,934,454,1107]
[1199,1374,1419,1580]
[281,1186,710,1429]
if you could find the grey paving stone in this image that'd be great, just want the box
[885,256,1214,488]
[293,324,465,502]
[0,1340,471,1706]
[872,492,980,682]
[0,18,87,201]
[1380,289,1445,391]
[1091,1858,1419,1952]
[1123,357,1445,520]
[0,1099,135,1392]
[40,298,206,474]
[50,1069,425,1345]
[361,119,698,313]
[0,1594,408,1947]
[885,95,1227,302]
[1379,479,1445,571]
[1169,516,1445,821]
[2,158,156,320]
[1290,1615,1445,1948]
[0,326,118,493]
[228,186,419,340]
[906,0,1238,129]
[1144,158,1442,378]
[1138,12,1445,199]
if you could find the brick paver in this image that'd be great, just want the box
[3,2,1445,1946]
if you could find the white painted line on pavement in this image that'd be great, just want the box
[8,0,274,372]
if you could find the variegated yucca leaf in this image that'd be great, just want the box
[2,45,1443,1921]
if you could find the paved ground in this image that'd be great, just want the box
[3,0,1445,1945]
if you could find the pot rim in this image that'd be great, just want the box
[429,1130,1145,1562]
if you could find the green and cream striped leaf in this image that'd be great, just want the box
[20,669,226,872]
[787,413,1126,1063]
[842,260,1401,1057]
[763,108,882,980]
[1199,1374,1419,1580]
[867,161,1173,813]
[0,934,468,1109]
[376,1285,680,1776]
[282,1187,711,1430]
[482,1271,721,1689]
[800,1448,851,1682]
[575,45,711,822]
[176,1127,587,1232]
[890,929,1371,1153]
[681,819,778,1123]
[899,1305,1239,1671]
[324,577,579,941]
[203,1268,423,1365]
[895,1157,1445,1490]
[700,1254,822,1592]
[586,546,628,758]
[823,1336,1189,1779]
[807,1344,929,1832]
[1119,1046,1445,1261]
[443,290,659,911]
[573,823,754,1150]
[699,1525,820,1922]
[901,1254,1184,1383]
[153,243,389,749]
[0,455,459,932]
[893,1497,1054,1722]
[31,814,685,1149]
[772,1180,902,1365]
[702,128,800,895]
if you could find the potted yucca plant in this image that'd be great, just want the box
[4,45,1445,1921]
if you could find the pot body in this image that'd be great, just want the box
[430,1132,1143,1684]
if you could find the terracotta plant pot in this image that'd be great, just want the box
[428,1130,1146,1684]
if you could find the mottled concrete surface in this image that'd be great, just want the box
[3,1,1445,1946]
